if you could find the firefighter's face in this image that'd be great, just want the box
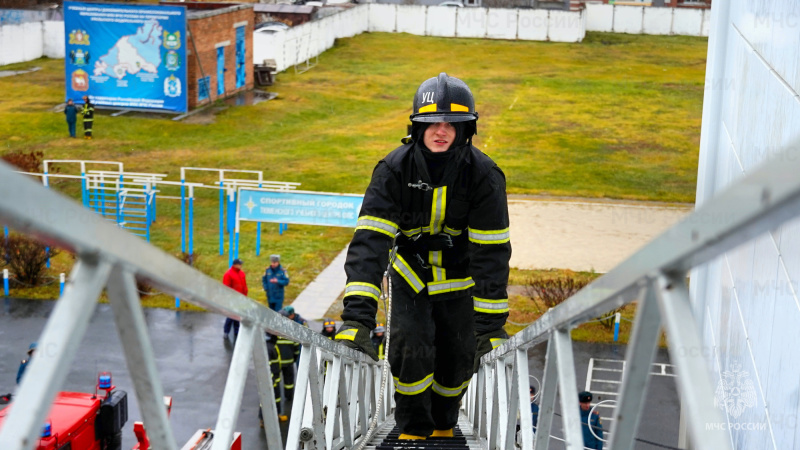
[424,122,455,153]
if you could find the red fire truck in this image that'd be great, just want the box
[0,373,241,450]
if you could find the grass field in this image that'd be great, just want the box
[0,31,708,331]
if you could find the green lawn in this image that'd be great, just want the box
[0,31,707,311]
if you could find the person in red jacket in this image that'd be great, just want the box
[223,258,248,339]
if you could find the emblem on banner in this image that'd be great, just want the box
[165,50,181,71]
[714,363,757,419]
[69,49,90,66]
[163,31,181,50]
[71,70,89,91]
[164,74,182,97]
[69,29,90,46]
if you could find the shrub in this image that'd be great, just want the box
[525,274,591,311]
[1,234,58,287]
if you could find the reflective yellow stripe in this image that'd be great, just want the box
[355,215,398,238]
[490,338,507,349]
[343,282,381,302]
[468,227,510,245]
[427,277,474,295]
[392,253,425,293]
[429,251,445,282]
[432,379,470,397]
[443,226,462,236]
[474,297,510,314]
[394,373,433,395]
[419,103,437,113]
[400,226,432,237]
[335,329,357,341]
[450,103,469,112]
[430,186,447,234]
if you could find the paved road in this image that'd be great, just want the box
[1,299,679,449]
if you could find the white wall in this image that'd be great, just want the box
[692,0,800,447]
[0,20,63,66]
[585,3,707,37]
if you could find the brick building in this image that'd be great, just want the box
[163,2,254,110]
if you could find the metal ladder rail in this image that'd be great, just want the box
[469,140,800,450]
[0,162,386,450]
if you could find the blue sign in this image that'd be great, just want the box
[238,190,364,228]
[64,2,187,112]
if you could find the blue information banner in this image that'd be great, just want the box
[238,190,364,228]
[64,2,187,112]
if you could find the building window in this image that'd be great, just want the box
[198,76,211,102]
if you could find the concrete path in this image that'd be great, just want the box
[509,199,692,272]
[288,199,693,319]
[289,246,348,320]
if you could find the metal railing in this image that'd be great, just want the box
[465,141,800,449]
[3,138,800,449]
[0,161,389,450]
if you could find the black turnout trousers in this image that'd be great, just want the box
[388,275,476,437]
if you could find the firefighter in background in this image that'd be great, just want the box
[16,342,36,384]
[321,318,337,339]
[81,95,94,139]
[275,315,299,404]
[260,334,288,427]
[335,73,511,440]
[371,324,386,360]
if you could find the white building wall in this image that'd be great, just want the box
[692,1,800,448]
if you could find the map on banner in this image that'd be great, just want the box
[64,2,187,112]
[238,190,364,228]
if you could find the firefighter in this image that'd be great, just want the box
[260,334,288,426]
[371,324,385,360]
[321,318,337,339]
[275,315,299,403]
[335,73,511,440]
[81,95,94,139]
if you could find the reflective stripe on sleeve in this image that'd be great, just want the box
[490,337,507,349]
[432,379,470,398]
[394,373,434,395]
[468,227,510,244]
[427,277,474,295]
[430,186,447,234]
[392,254,425,293]
[335,329,357,341]
[355,215,398,238]
[473,297,510,314]
[343,282,381,302]
[443,226,462,236]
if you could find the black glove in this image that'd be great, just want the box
[334,321,379,361]
[474,328,509,372]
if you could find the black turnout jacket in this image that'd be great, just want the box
[342,141,511,335]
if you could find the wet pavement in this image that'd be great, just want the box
[1,298,679,449]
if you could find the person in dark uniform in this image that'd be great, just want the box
[260,334,288,427]
[81,95,94,139]
[321,318,337,339]
[16,342,36,384]
[371,324,386,360]
[335,73,511,440]
[262,255,289,311]
[276,313,299,403]
[64,99,78,138]
[579,391,603,449]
